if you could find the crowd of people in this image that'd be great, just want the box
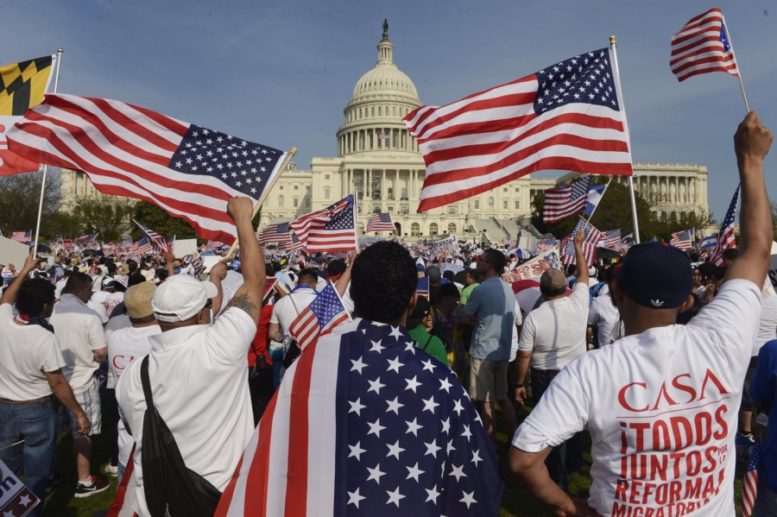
[0,112,774,515]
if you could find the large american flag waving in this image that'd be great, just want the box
[216,319,502,516]
[404,48,633,212]
[6,94,287,244]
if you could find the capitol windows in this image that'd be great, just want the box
[474,200,480,210]
[514,200,520,209]
[293,198,299,208]
[488,197,495,207]
[411,223,421,237]
[294,185,299,190]
[503,200,508,209]
[448,223,457,234]
[324,187,331,199]
[447,206,457,215]
[278,195,285,207]
[429,223,439,236]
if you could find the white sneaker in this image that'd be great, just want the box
[103,464,119,477]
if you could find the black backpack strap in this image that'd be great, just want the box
[421,333,433,352]
[140,356,154,410]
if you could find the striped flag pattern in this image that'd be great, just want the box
[6,94,287,244]
[290,195,358,253]
[598,229,622,250]
[128,237,152,255]
[709,185,739,266]
[366,212,395,233]
[288,283,350,352]
[671,8,740,82]
[133,220,169,253]
[669,228,695,251]
[742,442,761,517]
[561,219,603,267]
[11,230,31,243]
[403,47,633,212]
[258,222,293,247]
[543,176,592,223]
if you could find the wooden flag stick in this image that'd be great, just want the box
[225,147,297,259]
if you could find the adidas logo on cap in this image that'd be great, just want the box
[650,299,665,307]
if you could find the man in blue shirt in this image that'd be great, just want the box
[462,249,520,439]
[751,338,777,514]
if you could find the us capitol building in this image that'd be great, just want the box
[61,21,709,242]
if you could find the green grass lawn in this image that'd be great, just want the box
[41,407,748,516]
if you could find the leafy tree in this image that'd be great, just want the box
[131,201,197,241]
[0,173,59,237]
[70,197,136,242]
[531,176,711,241]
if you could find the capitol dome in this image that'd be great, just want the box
[337,20,423,157]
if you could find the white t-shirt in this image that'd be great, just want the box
[270,286,318,335]
[518,282,589,370]
[512,279,761,517]
[754,294,777,356]
[109,324,160,470]
[116,307,257,517]
[0,304,65,400]
[50,294,107,392]
[588,291,621,348]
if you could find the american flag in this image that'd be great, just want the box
[671,8,740,82]
[288,283,350,351]
[367,212,395,233]
[742,442,761,517]
[133,220,169,253]
[280,231,304,253]
[128,237,152,256]
[416,277,430,298]
[561,219,603,267]
[290,194,358,253]
[258,222,293,247]
[543,176,592,223]
[669,228,695,251]
[184,254,205,277]
[10,230,31,243]
[709,185,739,266]
[598,229,622,250]
[215,319,502,516]
[403,48,633,212]
[6,94,287,244]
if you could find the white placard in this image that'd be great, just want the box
[172,238,198,257]
[0,236,30,270]
[0,458,40,516]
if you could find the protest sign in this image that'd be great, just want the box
[502,249,560,283]
[172,239,198,258]
[0,458,40,516]
[0,236,29,270]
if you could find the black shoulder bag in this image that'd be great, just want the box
[140,356,221,516]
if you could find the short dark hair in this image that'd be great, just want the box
[437,282,460,302]
[351,241,416,323]
[481,249,507,275]
[127,272,146,288]
[16,278,55,317]
[327,259,346,277]
[722,248,738,261]
[63,272,92,294]
[298,268,319,286]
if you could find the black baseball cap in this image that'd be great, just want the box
[617,243,693,309]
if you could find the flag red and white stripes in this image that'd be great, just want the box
[290,195,357,253]
[709,185,739,266]
[742,443,761,517]
[7,94,286,244]
[671,8,740,82]
[288,283,350,351]
[366,212,395,232]
[561,219,603,267]
[11,230,31,243]
[403,48,633,212]
[543,176,592,223]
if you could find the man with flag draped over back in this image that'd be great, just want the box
[216,241,502,516]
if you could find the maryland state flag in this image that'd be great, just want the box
[0,54,56,175]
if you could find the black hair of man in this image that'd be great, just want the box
[106,261,117,275]
[16,278,56,317]
[438,282,460,302]
[62,272,92,295]
[443,270,455,282]
[156,268,169,282]
[127,272,147,288]
[297,268,319,287]
[722,248,738,262]
[481,249,507,275]
[127,259,138,274]
[351,241,417,323]
[327,259,346,277]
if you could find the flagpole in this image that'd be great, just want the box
[225,146,297,259]
[720,13,751,113]
[609,36,641,244]
[352,190,360,251]
[585,177,613,222]
[32,48,63,259]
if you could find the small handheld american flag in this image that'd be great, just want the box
[543,176,592,224]
[367,212,395,233]
[561,219,603,267]
[741,442,761,517]
[709,185,739,266]
[288,283,350,351]
[134,220,169,254]
[671,8,740,82]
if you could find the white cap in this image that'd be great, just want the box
[152,274,218,322]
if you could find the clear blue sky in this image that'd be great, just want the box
[5,1,776,220]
